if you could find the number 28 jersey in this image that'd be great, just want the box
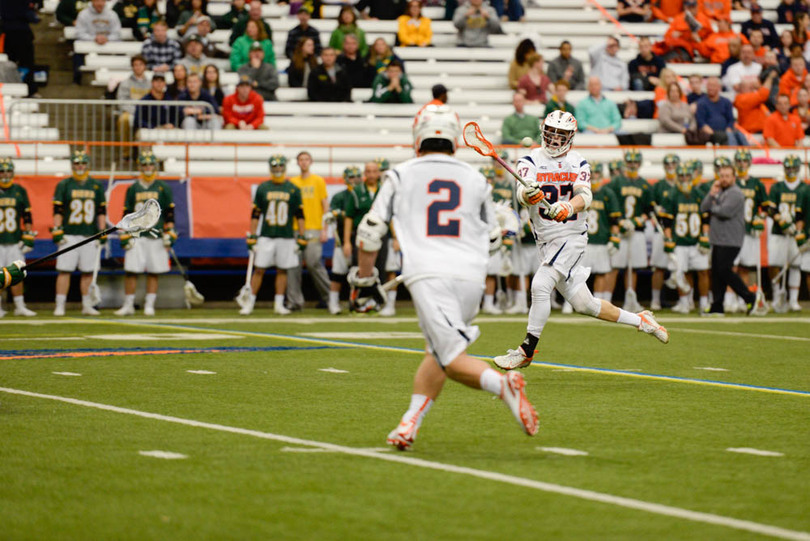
[516,149,591,243]
[371,154,495,282]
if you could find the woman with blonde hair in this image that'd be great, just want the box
[367,37,404,75]
[397,0,432,47]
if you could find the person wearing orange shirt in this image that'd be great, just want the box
[651,0,682,23]
[698,0,730,21]
[734,71,777,133]
[779,55,808,103]
[697,17,749,64]
[763,94,805,147]
[660,0,713,59]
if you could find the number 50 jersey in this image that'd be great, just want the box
[371,153,495,283]
[516,148,591,243]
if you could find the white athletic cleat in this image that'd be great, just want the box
[53,305,66,317]
[493,346,534,370]
[239,304,254,315]
[114,304,135,316]
[789,301,802,312]
[0,307,6,318]
[505,303,528,314]
[14,306,37,317]
[328,302,342,315]
[500,372,539,436]
[386,418,419,451]
[274,304,291,315]
[638,310,669,344]
[144,305,155,316]
[671,299,690,314]
[378,304,395,317]
[482,305,503,315]
[650,301,662,311]
[82,305,101,316]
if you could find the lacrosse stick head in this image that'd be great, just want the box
[235,284,253,309]
[413,105,460,154]
[184,281,205,306]
[463,121,496,158]
[87,282,102,307]
[117,199,161,236]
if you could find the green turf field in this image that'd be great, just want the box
[1,308,808,540]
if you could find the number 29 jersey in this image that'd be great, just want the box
[371,153,495,282]
[516,148,591,243]
[53,176,106,236]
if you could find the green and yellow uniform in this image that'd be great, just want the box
[253,180,304,239]
[53,176,106,236]
[662,188,707,246]
[0,184,32,245]
[586,183,621,245]
[766,181,806,236]
[737,176,767,234]
[122,180,175,231]
[611,174,652,227]
[346,182,379,229]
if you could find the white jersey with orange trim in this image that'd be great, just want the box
[371,153,495,283]
[516,148,591,243]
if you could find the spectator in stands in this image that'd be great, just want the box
[166,0,191,28]
[687,74,705,105]
[231,19,276,71]
[237,41,280,100]
[723,44,762,93]
[734,70,778,134]
[191,16,228,58]
[618,0,652,22]
[742,4,779,49]
[544,79,576,116]
[590,36,629,91]
[285,5,321,60]
[136,0,162,40]
[288,36,319,88]
[760,50,782,102]
[698,17,748,64]
[180,35,209,76]
[719,37,743,77]
[576,76,622,133]
[308,47,352,102]
[777,0,803,24]
[56,0,85,26]
[660,0,712,61]
[792,87,810,133]
[698,0,730,21]
[203,64,225,106]
[547,40,586,90]
[501,93,541,144]
[73,0,122,85]
[142,19,183,73]
[113,0,141,36]
[508,39,537,90]
[775,30,793,69]
[222,75,266,129]
[338,34,374,88]
[696,76,747,145]
[177,72,221,129]
[397,0,432,47]
[229,1,272,46]
[134,74,179,130]
[215,0,246,30]
[517,53,551,104]
[453,0,502,48]
[116,55,151,157]
[653,67,681,107]
[356,0,406,20]
[628,36,665,91]
[167,63,188,98]
[491,0,525,21]
[763,93,805,145]
[176,0,210,37]
[329,5,369,56]
[658,82,696,134]
[780,54,808,100]
[748,29,768,60]
[370,60,413,103]
[368,38,404,76]
[790,12,809,47]
[651,0,683,23]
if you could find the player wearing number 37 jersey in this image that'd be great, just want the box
[493,110,670,371]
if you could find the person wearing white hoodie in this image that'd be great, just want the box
[589,36,629,91]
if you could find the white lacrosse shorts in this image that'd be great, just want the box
[768,235,799,268]
[674,244,709,272]
[331,243,349,275]
[55,235,97,273]
[254,237,298,270]
[610,231,648,269]
[513,242,539,276]
[801,249,810,272]
[486,249,505,275]
[734,234,760,267]
[384,238,402,272]
[583,243,612,275]
[124,237,170,274]
[0,243,23,266]
[536,232,587,280]
[650,232,670,268]
[409,277,484,367]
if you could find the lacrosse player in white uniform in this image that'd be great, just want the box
[348,105,540,450]
[493,111,669,371]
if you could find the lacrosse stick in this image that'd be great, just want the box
[103,163,116,258]
[650,214,691,293]
[169,247,204,307]
[87,246,103,307]
[463,122,552,211]
[22,199,161,271]
[770,246,803,313]
[235,249,255,308]
[749,232,770,315]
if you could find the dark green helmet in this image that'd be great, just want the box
[343,165,362,181]
[71,150,90,164]
[713,156,732,170]
[688,159,704,174]
[733,149,752,164]
[624,148,642,164]
[374,157,390,172]
[784,155,801,179]
[138,151,158,165]
[676,164,690,178]
[663,153,681,167]
[0,157,14,173]
[590,162,604,176]
[608,159,624,176]
[479,166,496,180]
[268,154,287,168]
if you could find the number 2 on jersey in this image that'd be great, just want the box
[427,179,460,237]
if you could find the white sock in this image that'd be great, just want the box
[145,293,157,308]
[679,294,690,305]
[480,369,503,395]
[387,290,397,304]
[328,290,339,305]
[699,296,709,311]
[124,294,135,307]
[274,294,284,305]
[724,291,735,305]
[82,295,93,307]
[617,309,642,327]
[55,294,67,308]
[401,394,433,428]
[483,294,494,308]
[13,295,25,308]
[789,288,799,304]
[248,293,257,303]
[651,289,661,305]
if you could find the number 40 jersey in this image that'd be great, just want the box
[516,148,591,243]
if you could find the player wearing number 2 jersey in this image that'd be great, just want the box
[493,111,669,371]
[52,150,108,316]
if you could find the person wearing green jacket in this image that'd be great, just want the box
[328,5,368,56]
[370,61,412,103]
[230,19,275,71]
[501,93,541,144]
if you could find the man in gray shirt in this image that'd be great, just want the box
[547,41,586,91]
[699,163,759,315]
[453,0,502,47]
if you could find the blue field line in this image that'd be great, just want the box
[0,346,337,359]
[93,319,810,398]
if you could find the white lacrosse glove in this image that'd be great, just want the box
[619,219,635,236]
[607,235,620,256]
[347,266,386,313]
[547,201,574,222]
[520,182,545,206]
[488,225,502,254]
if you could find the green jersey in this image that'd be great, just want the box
[736,176,767,233]
[651,179,677,217]
[610,175,651,225]
[0,184,32,245]
[767,181,805,236]
[330,188,357,241]
[586,184,621,245]
[53,176,106,236]
[346,182,379,228]
[491,178,514,205]
[253,180,303,239]
[123,179,175,231]
[693,179,713,199]
[663,189,706,246]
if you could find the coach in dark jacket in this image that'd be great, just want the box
[700,163,757,315]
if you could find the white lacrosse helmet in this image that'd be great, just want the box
[541,110,577,158]
[413,104,461,153]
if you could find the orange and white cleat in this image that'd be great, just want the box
[500,372,539,436]
[386,418,419,451]
[638,310,669,344]
[493,347,534,370]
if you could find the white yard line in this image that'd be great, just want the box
[318,368,349,374]
[1,386,808,541]
[727,448,785,457]
[694,367,729,372]
[186,370,216,375]
[537,447,589,456]
[138,450,188,460]
[52,372,81,377]
[671,328,810,342]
